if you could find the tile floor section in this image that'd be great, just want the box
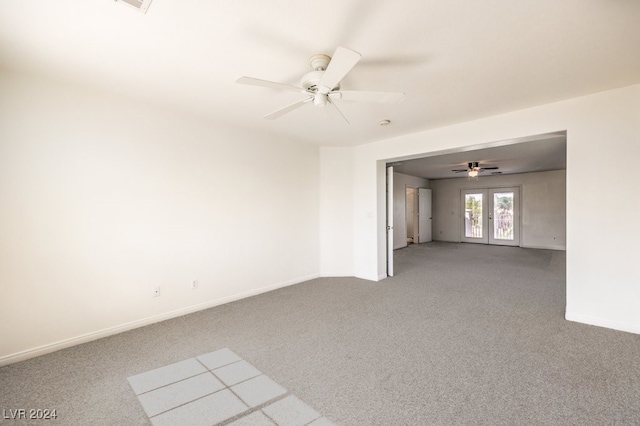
[128,348,335,426]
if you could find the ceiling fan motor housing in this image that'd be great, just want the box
[301,70,325,91]
[301,54,340,93]
[301,72,341,93]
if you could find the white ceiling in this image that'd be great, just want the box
[1,1,639,147]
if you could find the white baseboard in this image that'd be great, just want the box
[320,271,354,277]
[565,312,640,335]
[354,273,385,282]
[0,273,320,367]
[522,244,566,251]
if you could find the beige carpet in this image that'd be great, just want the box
[2,242,639,425]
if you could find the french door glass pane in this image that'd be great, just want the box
[464,194,483,238]
[493,192,514,240]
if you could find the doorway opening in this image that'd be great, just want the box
[406,188,417,244]
[404,187,432,245]
[385,131,566,278]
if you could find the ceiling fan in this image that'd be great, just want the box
[236,46,405,124]
[452,162,499,177]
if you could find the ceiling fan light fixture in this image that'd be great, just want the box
[313,93,328,106]
[468,170,479,178]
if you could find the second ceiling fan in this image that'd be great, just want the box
[236,46,405,124]
[452,162,499,177]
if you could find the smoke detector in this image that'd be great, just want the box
[115,0,153,13]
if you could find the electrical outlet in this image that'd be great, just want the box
[153,286,161,297]
[191,279,198,290]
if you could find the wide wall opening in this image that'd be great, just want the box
[385,131,566,277]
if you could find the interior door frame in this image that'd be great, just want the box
[405,187,419,244]
[386,166,394,277]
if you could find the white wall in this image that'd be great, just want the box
[0,71,320,364]
[392,172,429,249]
[321,83,640,334]
[430,170,566,249]
[319,147,354,276]
[2,72,638,366]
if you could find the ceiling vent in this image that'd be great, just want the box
[115,0,153,14]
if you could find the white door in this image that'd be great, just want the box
[387,166,394,277]
[488,188,520,246]
[460,187,520,246]
[418,188,432,243]
[461,189,488,244]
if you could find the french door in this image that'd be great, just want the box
[460,187,520,246]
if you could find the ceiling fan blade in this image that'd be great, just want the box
[263,97,313,120]
[326,98,350,124]
[451,169,468,172]
[336,90,405,103]
[236,76,304,93]
[318,46,362,95]
[481,167,499,170]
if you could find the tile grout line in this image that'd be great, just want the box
[145,359,283,423]
[302,413,323,426]
[140,356,249,419]
[134,368,209,396]
[195,356,244,372]
[217,392,292,426]
[147,378,232,419]
[197,355,291,425]
[211,370,262,388]
[130,350,330,425]
[258,403,282,426]
[203,361,291,425]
